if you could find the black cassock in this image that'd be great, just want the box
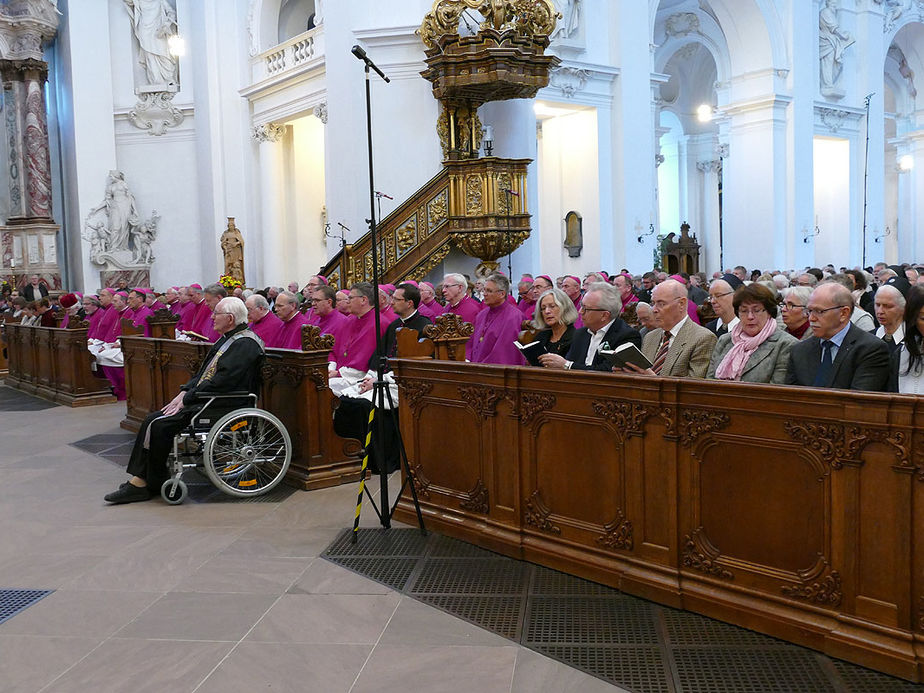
[125,325,264,489]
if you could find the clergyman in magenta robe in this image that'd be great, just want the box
[442,273,483,325]
[246,294,283,345]
[465,275,526,366]
[311,285,352,362]
[417,282,444,319]
[270,291,308,349]
[333,283,377,373]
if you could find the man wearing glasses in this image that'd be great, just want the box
[704,275,742,336]
[539,282,639,370]
[442,272,483,325]
[104,297,265,504]
[784,282,890,390]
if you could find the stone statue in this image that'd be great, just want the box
[132,209,159,264]
[82,170,158,266]
[220,217,245,285]
[552,0,580,39]
[123,0,179,88]
[819,0,854,98]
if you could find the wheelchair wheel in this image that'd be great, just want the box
[203,408,292,497]
[161,478,188,505]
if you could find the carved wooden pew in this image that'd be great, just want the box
[120,325,363,491]
[3,322,116,406]
[390,359,924,683]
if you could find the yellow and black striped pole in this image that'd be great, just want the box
[351,406,376,543]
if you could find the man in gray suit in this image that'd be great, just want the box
[785,282,890,391]
[623,279,717,378]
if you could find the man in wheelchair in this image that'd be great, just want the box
[104,297,266,504]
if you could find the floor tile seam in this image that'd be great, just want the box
[34,633,112,693]
[343,595,430,693]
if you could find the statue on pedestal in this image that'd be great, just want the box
[819,0,854,99]
[220,217,245,286]
[123,0,179,88]
[82,170,159,268]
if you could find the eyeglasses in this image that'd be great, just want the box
[806,305,848,317]
[213,312,233,317]
[349,294,365,301]
[780,302,806,312]
[708,291,734,302]
[579,306,608,313]
[309,298,326,304]
[738,307,766,317]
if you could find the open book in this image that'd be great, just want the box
[181,330,209,342]
[599,342,653,370]
[514,339,547,366]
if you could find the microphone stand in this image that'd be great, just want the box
[350,45,425,542]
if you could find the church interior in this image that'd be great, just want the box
[1,0,923,691]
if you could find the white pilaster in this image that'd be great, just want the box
[256,124,287,287]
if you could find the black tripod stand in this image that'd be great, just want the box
[349,45,425,543]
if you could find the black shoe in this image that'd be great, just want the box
[104,483,152,504]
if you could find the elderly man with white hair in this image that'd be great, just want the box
[442,272,483,324]
[104,297,266,504]
[874,284,906,355]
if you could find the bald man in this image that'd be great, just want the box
[785,282,890,390]
[625,279,716,378]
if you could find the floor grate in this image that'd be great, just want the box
[0,386,59,411]
[322,527,924,692]
[0,589,54,625]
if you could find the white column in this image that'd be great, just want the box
[721,98,790,272]
[610,3,655,272]
[255,123,287,288]
[696,160,722,275]
[786,0,817,271]
[901,131,924,262]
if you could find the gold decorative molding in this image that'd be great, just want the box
[301,324,335,353]
[419,0,561,50]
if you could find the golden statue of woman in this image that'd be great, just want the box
[220,217,245,285]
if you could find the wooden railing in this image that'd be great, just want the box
[321,157,531,288]
[2,322,116,406]
[120,329,364,491]
[390,359,924,683]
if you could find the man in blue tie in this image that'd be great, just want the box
[785,282,890,391]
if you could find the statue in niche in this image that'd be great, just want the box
[563,211,582,258]
[123,0,179,88]
[82,171,159,266]
[819,0,854,98]
[220,217,245,286]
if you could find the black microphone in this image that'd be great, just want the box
[351,45,367,60]
[351,44,390,83]
[502,188,520,197]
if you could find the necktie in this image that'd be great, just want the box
[884,334,894,344]
[652,331,672,374]
[813,340,833,386]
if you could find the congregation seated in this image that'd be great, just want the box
[527,287,577,359]
[539,282,640,371]
[704,274,743,336]
[874,284,905,355]
[245,292,283,344]
[785,283,890,391]
[891,286,924,395]
[706,283,796,384]
[623,279,716,378]
[36,298,56,327]
[779,286,812,340]
[270,290,307,349]
[104,297,264,504]
[466,273,525,366]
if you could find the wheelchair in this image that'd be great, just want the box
[160,392,292,505]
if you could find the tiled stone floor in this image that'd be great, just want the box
[0,387,624,693]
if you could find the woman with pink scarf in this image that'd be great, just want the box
[706,283,797,384]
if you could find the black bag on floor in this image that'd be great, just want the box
[333,396,401,475]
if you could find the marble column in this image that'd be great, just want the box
[254,122,288,287]
[1,59,53,222]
